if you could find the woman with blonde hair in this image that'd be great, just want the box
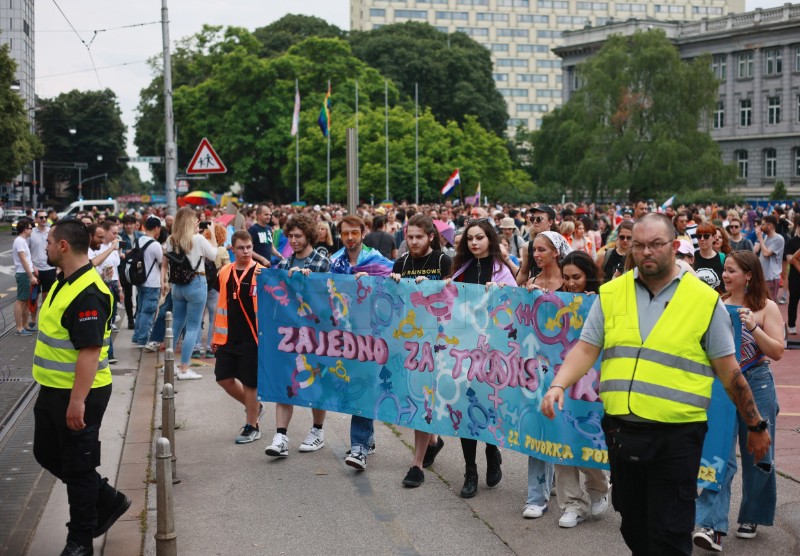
[194,222,230,358]
[315,221,334,259]
[162,206,218,380]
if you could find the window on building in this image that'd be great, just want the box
[497,58,529,68]
[417,0,448,4]
[796,45,800,72]
[737,51,753,79]
[498,88,529,97]
[693,6,722,14]
[517,103,549,112]
[765,48,783,76]
[370,8,386,16]
[768,96,781,125]
[517,74,548,83]
[538,0,569,8]
[740,98,752,126]
[557,16,590,24]
[395,9,428,18]
[538,59,560,68]
[537,89,561,97]
[493,73,509,82]
[438,11,469,19]
[795,148,800,178]
[617,3,647,11]
[456,27,489,36]
[497,0,529,6]
[713,101,724,129]
[434,25,448,32]
[576,1,607,8]
[507,118,529,127]
[764,149,777,178]
[519,14,549,23]
[457,0,489,5]
[797,94,800,123]
[477,12,509,21]
[736,150,748,179]
[655,4,683,13]
[711,55,726,81]
[517,44,549,53]
[538,30,561,38]
[497,28,529,37]
[488,43,509,52]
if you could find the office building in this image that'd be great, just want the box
[351,0,740,131]
[0,0,35,115]
[555,3,800,195]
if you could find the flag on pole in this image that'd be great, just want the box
[291,87,301,136]
[440,169,460,197]
[318,84,331,137]
[466,182,481,205]
[661,195,676,211]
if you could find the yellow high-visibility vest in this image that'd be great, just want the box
[599,271,718,423]
[32,267,113,389]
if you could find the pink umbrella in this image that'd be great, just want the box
[403,220,455,246]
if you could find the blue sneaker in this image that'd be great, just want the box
[15,329,33,336]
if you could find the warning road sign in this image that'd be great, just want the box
[186,138,227,175]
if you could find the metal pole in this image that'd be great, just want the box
[162,0,177,216]
[164,347,175,387]
[326,79,331,206]
[39,159,43,207]
[161,382,179,483]
[165,311,173,351]
[415,82,419,205]
[78,166,82,200]
[355,80,359,200]
[295,79,300,204]
[346,128,358,216]
[154,438,177,556]
[32,160,37,209]
[385,79,389,202]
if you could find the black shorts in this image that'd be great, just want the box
[37,268,57,294]
[214,341,258,388]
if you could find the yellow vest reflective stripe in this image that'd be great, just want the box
[32,268,113,389]
[598,271,718,423]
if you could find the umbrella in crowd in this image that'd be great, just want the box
[178,190,217,207]
[404,219,455,246]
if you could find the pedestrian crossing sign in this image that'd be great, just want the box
[186,137,227,175]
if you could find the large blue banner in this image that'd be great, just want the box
[257,271,736,490]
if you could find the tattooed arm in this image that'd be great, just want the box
[711,354,771,462]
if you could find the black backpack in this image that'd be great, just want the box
[204,258,219,291]
[124,238,157,286]
[165,244,202,284]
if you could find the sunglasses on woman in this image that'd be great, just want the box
[698,233,714,240]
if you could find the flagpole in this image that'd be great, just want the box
[295,79,300,203]
[326,79,331,206]
[384,79,389,202]
[355,79,359,200]
[415,82,419,205]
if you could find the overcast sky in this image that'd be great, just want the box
[34,0,787,179]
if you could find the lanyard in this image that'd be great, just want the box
[231,261,255,300]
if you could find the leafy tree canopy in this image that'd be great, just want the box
[253,14,345,59]
[533,29,735,202]
[349,22,509,136]
[0,44,42,184]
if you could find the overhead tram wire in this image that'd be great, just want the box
[51,0,108,87]
[37,21,161,33]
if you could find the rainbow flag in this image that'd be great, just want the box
[465,182,481,205]
[440,169,460,197]
[329,245,393,277]
[318,83,331,137]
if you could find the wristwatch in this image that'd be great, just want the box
[747,419,769,432]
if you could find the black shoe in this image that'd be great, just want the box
[486,447,502,487]
[460,465,479,498]
[127,319,135,330]
[422,436,445,469]
[402,465,425,488]
[94,490,131,537]
[60,541,93,556]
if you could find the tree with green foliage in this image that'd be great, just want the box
[770,180,788,201]
[349,22,509,136]
[0,44,42,184]
[253,15,345,59]
[533,30,735,202]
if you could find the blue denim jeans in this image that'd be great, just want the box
[527,456,554,506]
[133,286,160,345]
[695,361,778,533]
[350,415,374,454]
[170,276,207,366]
[105,281,119,357]
[149,292,172,343]
[194,288,218,352]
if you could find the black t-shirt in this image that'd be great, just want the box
[363,231,396,259]
[455,256,493,285]
[786,236,800,282]
[226,266,257,343]
[693,251,725,292]
[51,263,111,349]
[603,249,626,283]
[314,243,332,259]
[392,250,452,280]
[248,223,274,262]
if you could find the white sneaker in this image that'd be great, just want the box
[298,427,325,452]
[522,504,548,519]
[265,433,289,457]
[559,510,585,528]
[144,341,160,352]
[176,369,203,380]
[789,327,797,335]
[591,494,609,516]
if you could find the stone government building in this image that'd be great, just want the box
[555,3,800,196]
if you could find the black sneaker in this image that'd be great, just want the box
[422,436,445,469]
[402,466,425,488]
[693,528,722,552]
[345,450,367,471]
[94,490,131,537]
[59,540,93,556]
[345,442,376,456]
[486,447,502,487]
[736,523,757,539]
[127,319,135,330]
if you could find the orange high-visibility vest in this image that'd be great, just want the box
[212,261,261,346]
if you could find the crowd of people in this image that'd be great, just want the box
[14,197,792,556]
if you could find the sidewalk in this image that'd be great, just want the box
[23,306,800,555]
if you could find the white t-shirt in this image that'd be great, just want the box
[165,234,216,273]
[92,243,121,282]
[29,226,54,271]
[138,235,163,288]
[12,235,31,274]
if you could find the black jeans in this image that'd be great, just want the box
[788,277,800,327]
[33,384,117,546]
[120,272,134,321]
[602,415,707,556]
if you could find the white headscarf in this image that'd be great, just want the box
[539,231,573,260]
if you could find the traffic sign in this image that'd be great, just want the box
[118,156,165,163]
[177,179,189,193]
[186,138,227,175]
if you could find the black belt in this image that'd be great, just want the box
[607,415,699,431]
